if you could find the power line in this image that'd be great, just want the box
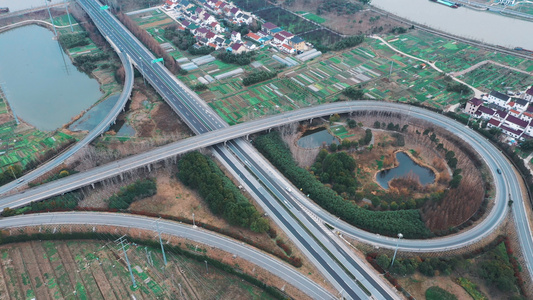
[115,235,137,289]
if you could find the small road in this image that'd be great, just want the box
[0,212,336,300]
[0,19,77,32]
[450,59,533,77]
[369,35,484,98]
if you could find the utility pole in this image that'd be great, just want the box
[63,0,74,32]
[44,0,58,37]
[156,219,167,266]
[116,235,137,289]
[390,233,403,269]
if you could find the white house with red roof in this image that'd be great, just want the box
[273,33,286,44]
[281,44,295,54]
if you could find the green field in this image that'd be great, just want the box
[297,12,326,24]
[132,10,533,125]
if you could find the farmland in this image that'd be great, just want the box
[0,240,276,300]
[131,7,533,126]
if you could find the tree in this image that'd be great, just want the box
[374,121,381,129]
[376,254,391,270]
[251,218,270,233]
[329,143,338,152]
[342,86,364,100]
[347,119,357,128]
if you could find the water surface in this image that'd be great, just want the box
[372,0,533,49]
[376,152,435,189]
[0,25,103,131]
[298,128,338,148]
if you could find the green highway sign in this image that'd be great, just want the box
[100,5,109,10]
[151,58,164,63]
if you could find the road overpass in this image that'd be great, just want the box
[0,212,336,300]
[0,52,134,196]
[0,100,531,277]
[75,1,396,298]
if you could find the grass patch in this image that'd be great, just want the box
[425,286,457,300]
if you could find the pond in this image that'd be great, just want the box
[376,152,435,189]
[297,128,339,148]
[0,25,103,131]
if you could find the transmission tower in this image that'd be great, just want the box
[116,235,137,289]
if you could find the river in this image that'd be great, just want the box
[0,25,103,131]
[0,0,64,12]
[372,0,533,50]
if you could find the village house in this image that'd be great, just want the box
[229,42,245,54]
[487,91,511,107]
[524,87,533,102]
[289,36,306,51]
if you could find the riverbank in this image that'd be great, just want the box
[369,5,532,60]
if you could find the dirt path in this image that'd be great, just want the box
[370,35,484,98]
[450,59,533,77]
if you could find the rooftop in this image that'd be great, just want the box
[478,106,495,115]
[506,115,528,128]
[262,22,278,30]
[469,97,483,106]
[291,36,305,44]
[490,90,510,101]
[489,118,501,127]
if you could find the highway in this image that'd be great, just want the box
[75,1,397,298]
[0,98,531,277]
[0,100,531,280]
[1,0,529,296]
[0,212,335,300]
[0,52,134,195]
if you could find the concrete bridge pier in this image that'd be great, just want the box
[119,173,124,181]
[147,164,151,172]
[91,183,95,189]
[224,140,227,146]
[309,118,313,123]
[268,128,272,132]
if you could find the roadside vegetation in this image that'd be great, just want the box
[177,152,270,233]
[107,178,157,209]
[254,131,432,238]
[367,236,526,300]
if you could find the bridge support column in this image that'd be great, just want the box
[91,183,95,189]
[120,173,124,181]
[309,118,313,123]
[147,164,151,172]
[246,134,249,140]
[268,128,271,132]
[224,140,227,146]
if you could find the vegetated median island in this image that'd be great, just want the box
[254,131,431,238]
